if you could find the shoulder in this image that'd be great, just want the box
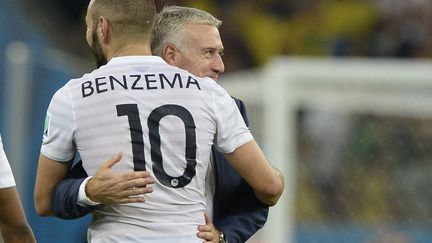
[231,97,245,107]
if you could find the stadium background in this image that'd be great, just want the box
[1,0,432,242]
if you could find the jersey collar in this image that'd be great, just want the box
[108,56,166,65]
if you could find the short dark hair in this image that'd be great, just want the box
[90,0,156,40]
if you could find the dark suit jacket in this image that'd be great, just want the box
[51,97,269,243]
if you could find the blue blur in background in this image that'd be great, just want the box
[0,1,90,242]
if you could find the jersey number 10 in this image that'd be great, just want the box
[117,104,197,189]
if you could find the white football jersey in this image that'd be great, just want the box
[0,134,16,188]
[41,56,253,241]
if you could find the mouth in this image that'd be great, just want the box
[208,75,218,81]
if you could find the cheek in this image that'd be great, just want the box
[179,56,209,77]
[176,57,195,72]
[194,60,211,73]
[196,65,209,75]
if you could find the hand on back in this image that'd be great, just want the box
[86,152,155,204]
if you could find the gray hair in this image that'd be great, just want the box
[151,5,222,56]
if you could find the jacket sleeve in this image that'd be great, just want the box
[51,160,97,219]
[213,97,269,243]
[215,181,269,243]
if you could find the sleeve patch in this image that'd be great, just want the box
[43,113,51,137]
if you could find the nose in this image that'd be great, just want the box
[212,53,225,75]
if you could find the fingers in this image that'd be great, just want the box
[197,214,218,242]
[116,175,155,199]
[120,186,153,197]
[197,231,212,241]
[93,153,159,204]
[198,224,212,232]
[119,173,155,189]
[204,213,210,224]
[102,152,123,169]
[100,186,153,204]
[198,214,213,231]
[117,196,146,204]
[122,170,153,182]
[197,231,218,242]
[101,185,153,204]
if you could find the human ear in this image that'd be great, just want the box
[98,16,111,44]
[163,45,179,65]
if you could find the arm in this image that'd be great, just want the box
[214,179,268,243]
[197,98,270,242]
[224,140,284,206]
[197,157,270,242]
[34,154,72,216]
[215,98,269,242]
[198,147,273,243]
[218,207,268,243]
[51,153,155,219]
[213,91,283,205]
[198,189,268,243]
[51,160,94,219]
[0,187,35,243]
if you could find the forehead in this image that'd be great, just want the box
[181,23,223,49]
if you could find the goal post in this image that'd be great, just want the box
[219,57,432,243]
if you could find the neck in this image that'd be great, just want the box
[106,43,152,61]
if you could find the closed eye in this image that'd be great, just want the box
[203,49,216,57]
[202,48,224,58]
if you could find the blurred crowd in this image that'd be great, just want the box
[297,113,432,224]
[20,0,432,72]
[182,0,432,69]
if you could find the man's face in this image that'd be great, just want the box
[174,24,225,81]
[85,5,107,68]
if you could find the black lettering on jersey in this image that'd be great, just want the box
[148,104,197,188]
[82,81,94,98]
[159,73,184,89]
[174,73,183,88]
[159,74,169,89]
[110,75,128,90]
[186,76,201,90]
[82,72,202,98]
[145,74,157,90]
[131,75,143,90]
[117,104,146,171]
[95,77,108,94]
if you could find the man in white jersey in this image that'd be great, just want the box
[51,5,271,243]
[0,134,35,243]
[34,0,284,242]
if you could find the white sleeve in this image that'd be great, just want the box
[0,134,16,188]
[211,85,253,153]
[40,86,76,162]
[77,176,100,206]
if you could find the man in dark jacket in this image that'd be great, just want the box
[51,6,269,243]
